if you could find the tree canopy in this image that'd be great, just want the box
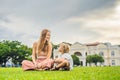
[0,40,32,66]
[71,54,80,66]
[86,54,104,66]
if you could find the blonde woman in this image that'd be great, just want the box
[52,43,73,70]
[22,29,54,71]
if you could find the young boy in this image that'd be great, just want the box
[52,43,73,70]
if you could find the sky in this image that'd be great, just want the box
[0,0,120,47]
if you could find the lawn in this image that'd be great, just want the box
[0,66,120,80]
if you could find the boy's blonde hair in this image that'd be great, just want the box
[59,43,70,53]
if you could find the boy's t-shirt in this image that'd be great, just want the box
[59,53,73,70]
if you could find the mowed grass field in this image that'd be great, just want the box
[0,66,120,80]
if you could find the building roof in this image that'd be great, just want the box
[85,42,100,46]
[73,42,82,45]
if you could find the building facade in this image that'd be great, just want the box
[54,42,120,66]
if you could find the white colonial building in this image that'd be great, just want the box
[54,42,120,66]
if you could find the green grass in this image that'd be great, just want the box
[0,66,120,80]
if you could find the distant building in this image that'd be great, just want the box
[54,42,120,66]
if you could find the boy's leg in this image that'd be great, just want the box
[51,58,65,70]
[54,58,65,63]
[55,59,68,69]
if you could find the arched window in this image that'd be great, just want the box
[99,51,104,56]
[74,52,82,56]
[111,51,115,56]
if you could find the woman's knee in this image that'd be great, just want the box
[22,60,27,64]
[22,60,33,65]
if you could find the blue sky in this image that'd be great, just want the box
[0,0,120,47]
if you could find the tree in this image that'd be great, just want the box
[71,54,80,66]
[11,44,32,65]
[86,55,92,66]
[86,54,104,66]
[0,43,10,66]
[92,54,99,66]
[0,40,32,66]
[98,55,104,66]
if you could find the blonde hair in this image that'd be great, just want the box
[37,29,50,54]
[59,43,70,53]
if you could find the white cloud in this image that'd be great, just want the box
[0,0,118,46]
[64,0,120,45]
[0,15,41,47]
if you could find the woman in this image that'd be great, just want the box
[22,29,54,71]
